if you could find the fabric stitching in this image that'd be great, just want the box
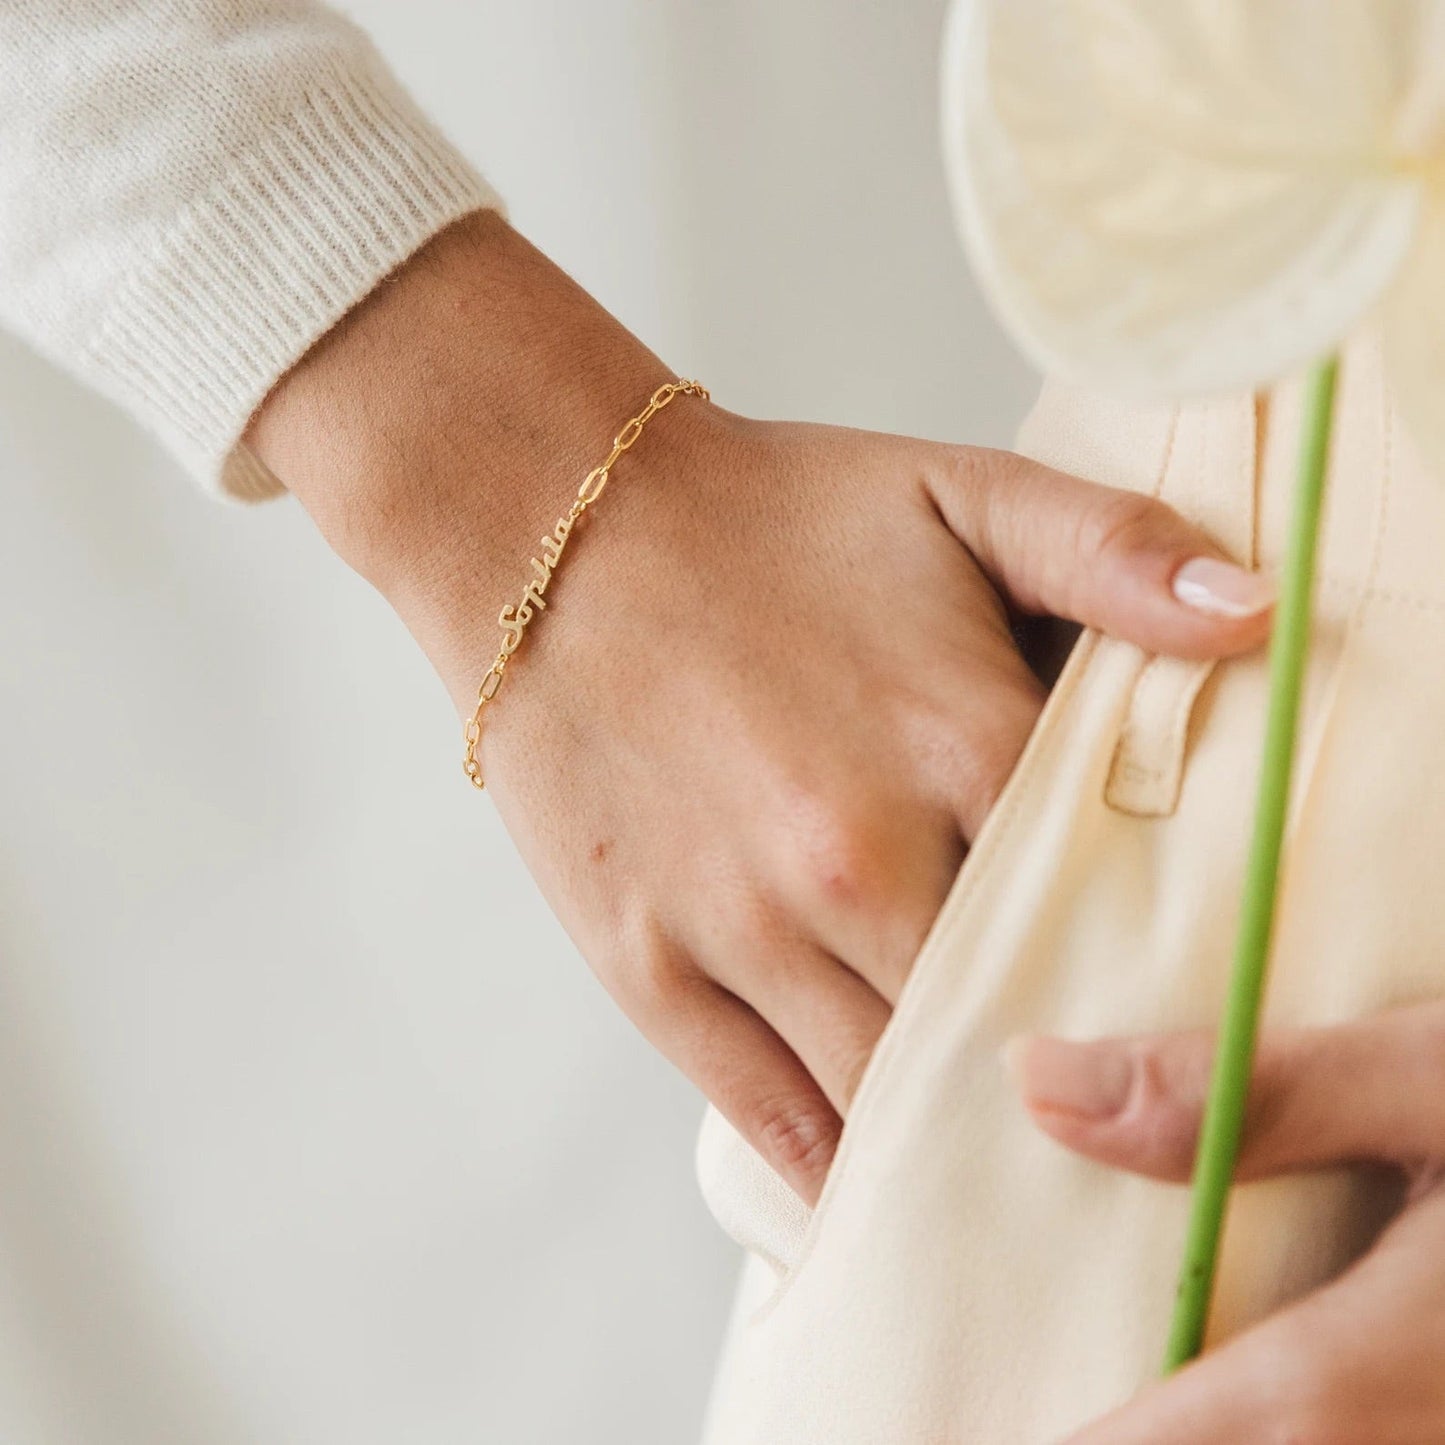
[1102,411,1186,805]
[1107,400,1245,814]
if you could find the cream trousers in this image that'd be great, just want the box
[697,336,1441,1443]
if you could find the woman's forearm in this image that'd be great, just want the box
[243,210,692,708]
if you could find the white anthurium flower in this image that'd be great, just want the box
[942,0,1445,467]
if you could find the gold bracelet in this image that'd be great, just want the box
[462,378,710,790]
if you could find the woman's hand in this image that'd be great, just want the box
[1009,1006,1445,1442]
[249,211,1274,1204]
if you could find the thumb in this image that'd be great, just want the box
[1003,1003,1445,1184]
[929,448,1274,660]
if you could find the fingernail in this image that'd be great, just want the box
[1171,557,1275,619]
[1003,1036,1135,1120]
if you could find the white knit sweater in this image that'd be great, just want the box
[0,1,501,500]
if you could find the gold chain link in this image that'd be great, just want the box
[462,378,709,790]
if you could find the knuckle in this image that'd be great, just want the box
[783,800,888,916]
[824,1025,879,1109]
[931,446,1030,551]
[796,990,885,1108]
[972,448,1036,535]
[612,914,696,1025]
[948,693,1038,831]
[1077,491,1165,567]
[750,1093,841,1183]
[1129,1045,1204,1175]
[968,444,1032,492]
[939,443,1007,500]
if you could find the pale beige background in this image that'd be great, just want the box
[0,2,1036,1440]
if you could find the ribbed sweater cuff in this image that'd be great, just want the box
[84,60,502,501]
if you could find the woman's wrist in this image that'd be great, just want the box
[243,210,688,700]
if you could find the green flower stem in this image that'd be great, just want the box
[1162,355,1340,1373]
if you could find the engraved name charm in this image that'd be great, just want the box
[497,512,575,654]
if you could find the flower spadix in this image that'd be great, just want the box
[943,0,1445,466]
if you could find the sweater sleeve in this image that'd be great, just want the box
[0,1,502,500]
